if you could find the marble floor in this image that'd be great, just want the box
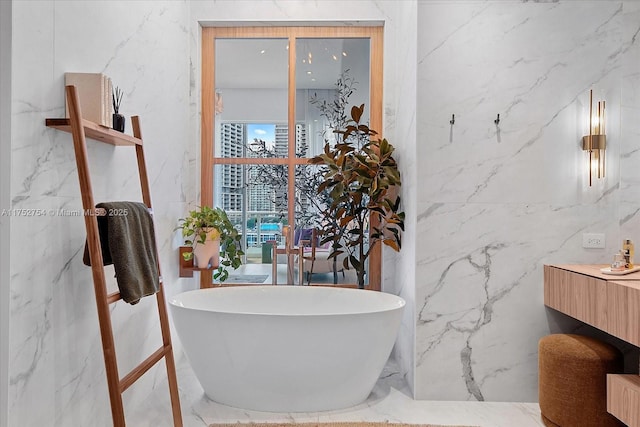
[129,355,545,427]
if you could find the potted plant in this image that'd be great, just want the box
[310,104,405,289]
[176,206,243,282]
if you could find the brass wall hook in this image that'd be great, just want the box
[450,114,455,125]
[494,114,500,125]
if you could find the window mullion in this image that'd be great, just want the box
[287,33,296,229]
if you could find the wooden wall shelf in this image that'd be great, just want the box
[178,246,219,278]
[545,264,640,426]
[178,246,193,278]
[45,118,142,146]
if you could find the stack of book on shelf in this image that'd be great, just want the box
[65,72,114,128]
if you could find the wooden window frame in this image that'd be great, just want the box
[201,25,383,290]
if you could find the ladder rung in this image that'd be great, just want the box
[107,286,161,304]
[107,291,121,304]
[119,345,170,393]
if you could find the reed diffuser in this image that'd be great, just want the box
[112,86,125,132]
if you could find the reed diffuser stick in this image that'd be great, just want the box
[112,86,123,114]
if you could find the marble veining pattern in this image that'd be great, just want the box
[7,0,640,424]
[189,0,419,396]
[415,0,631,401]
[620,1,640,249]
[378,0,418,394]
[9,1,192,426]
[126,356,544,427]
[8,0,418,425]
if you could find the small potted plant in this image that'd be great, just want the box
[176,206,243,282]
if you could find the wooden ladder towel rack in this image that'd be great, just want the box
[46,85,183,426]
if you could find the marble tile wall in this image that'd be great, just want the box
[380,1,418,394]
[9,1,193,426]
[188,0,418,394]
[415,0,631,401]
[620,2,640,240]
[8,0,639,423]
[619,0,640,374]
[0,2,11,426]
[7,0,418,424]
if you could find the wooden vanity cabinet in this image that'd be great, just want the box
[544,264,640,426]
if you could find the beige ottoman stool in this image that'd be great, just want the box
[538,334,624,427]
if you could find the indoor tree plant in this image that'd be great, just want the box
[177,206,243,281]
[310,104,405,289]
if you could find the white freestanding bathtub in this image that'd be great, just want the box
[169,285,405,412]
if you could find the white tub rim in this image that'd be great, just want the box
[169,285,405,317]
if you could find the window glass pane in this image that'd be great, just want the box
[213,164,289,265]
[295,38,370,158]
[207,32,376,287]
[294,38,371,286]
[215,38,289,158]
[294,165,367,286]
[217,123,291,159]
[294,164,325,230]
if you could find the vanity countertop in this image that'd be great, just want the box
[549,263,640,281]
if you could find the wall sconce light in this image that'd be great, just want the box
[582,89,606,186]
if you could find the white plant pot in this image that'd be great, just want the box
[193,228,220,269]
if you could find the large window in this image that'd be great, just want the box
[202,26,383,289]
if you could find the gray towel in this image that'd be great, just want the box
[83,201,159,305]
